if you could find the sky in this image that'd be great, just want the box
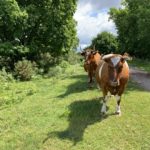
[74,0,122,49]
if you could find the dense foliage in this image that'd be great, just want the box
[109,0,150,58]
[90,31,118,54]
[0,0,78,71]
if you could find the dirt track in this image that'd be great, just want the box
[130,67,150,91]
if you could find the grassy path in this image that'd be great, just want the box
[0,65,150,150]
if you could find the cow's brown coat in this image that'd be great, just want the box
[96,54,129,115]
[81,49,101,83]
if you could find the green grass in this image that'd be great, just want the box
[0,64,150,150]
[129,58,150,72]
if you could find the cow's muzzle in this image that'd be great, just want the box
[110,80,120,87]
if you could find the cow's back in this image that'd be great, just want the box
[94,53,101,65]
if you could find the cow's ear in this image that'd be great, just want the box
[122,53,132,61]
[91,50,97,55]
[81,51,85,56]
[120,57,125,63]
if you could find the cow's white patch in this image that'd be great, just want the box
[107,92,111,97]
[99,62,104,79]
[115,95,120,101]
[111,57,120,66]
[116,105,121,113]
[115,95,121,113]
[85,51,91,61]
[101,94,110,113]
[105,93,110,102]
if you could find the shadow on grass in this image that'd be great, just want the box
[58,74,97,98]
[43,98,114,145]
[58,74,147,99]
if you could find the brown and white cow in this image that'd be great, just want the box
[81,49,102,84]
[96,53,130,115]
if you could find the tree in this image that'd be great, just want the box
[109,0,150,58]
[16,0,78,56]
[0,0,28,43]
[0,0,78,70]
[91,31,118,54]
[47,0,78,55]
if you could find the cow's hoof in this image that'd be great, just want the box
[101,112,106,116]
[115,111,121,116]
[88,80,92,83]
[88,83,94,88]
[88,85,92,89]
[101,112,108,118]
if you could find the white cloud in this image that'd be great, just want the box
[74,0,121,48]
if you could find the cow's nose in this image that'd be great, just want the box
[112,78,117,82]
[111,80,120,87]
[111,81,118,87]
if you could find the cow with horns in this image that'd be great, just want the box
[96,53,130,115]
[81,48,102,84]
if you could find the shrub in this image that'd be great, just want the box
[48,66,64,77]
[0,56,12,71]
[14,59,36,81]
[67,50,81,65]
[38,52,55,73]
[59,60,70,69]
[0,43,30,70]
[0,67,14,82]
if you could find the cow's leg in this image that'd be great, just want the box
[88,72,93,83]
[115,85,126,115]
[115,95,121,115]
[101,91,109,114]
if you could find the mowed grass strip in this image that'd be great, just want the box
[0,64,150,150]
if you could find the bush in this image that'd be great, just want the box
[38,52,55,73]
[0,43,30,69]
[0,67,14,82]
[67,50,81,65]
[0,56,12,71]
[59,60,70,69]
[14,59,36,81]
[48,66,64,77]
